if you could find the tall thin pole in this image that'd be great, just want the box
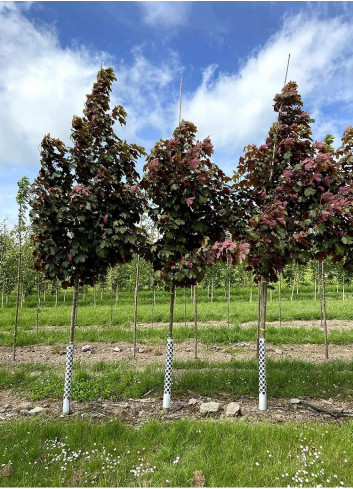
[283,53,291,87]
[179,77,183,125]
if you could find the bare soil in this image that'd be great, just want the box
[1,389,353,425]
[241,319,353,331]
[2,340,353,367]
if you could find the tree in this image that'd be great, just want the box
[30,67,146,414]
[142,120,248,411]
[232,81,315,410]
[13,176,30,360]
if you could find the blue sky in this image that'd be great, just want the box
[2,1,353,225]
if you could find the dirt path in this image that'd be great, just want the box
[1,389,352,425]
[2,340,353,366]
[241,319,353,331]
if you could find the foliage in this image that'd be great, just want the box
[29,68,146,288]
[233,82,315,282]
[142,121,246,287]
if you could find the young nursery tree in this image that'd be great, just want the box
[276,133,353,359]
[30,67,146,414]
[142,121,248,411]
[232,81,315,410]
[13,177,30,360]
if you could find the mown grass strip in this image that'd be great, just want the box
[1,418,352,487]
[1,324,353,347]
[1,359,353,401]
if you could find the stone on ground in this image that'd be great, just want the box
[225,402,241,417]
[81,345,94,352]
[199,401,221,414]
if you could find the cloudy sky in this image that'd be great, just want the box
[2,1,353,225]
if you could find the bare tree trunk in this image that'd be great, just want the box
[290,268,295,301]
[133,255,140,358]
[64,289,67,303]
[270,288,273,302]
[227,259,231,329]
[151,286,155,328]
[110,285,113,328]
[343,272,345,301]
[63,279,79,415]
[314,275,317,300]
[250,277,253,302]
[93,284,96,306]
[259,278,267,411]
[55,288,58,307]
[322,261,329,360]
[194,284,198,359]
[184,286,186,327]
[256,282,261,359]
[278,274,282,327]
[115,286,119,306]
[163,284,175,411]
[13,226,22,361]
[211,276,214,303]
[36,272,40,332]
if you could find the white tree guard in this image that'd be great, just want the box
[162,338,174,410]
[63,343,74,414]
[258,338,267,411]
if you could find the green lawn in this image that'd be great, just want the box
[1,358,353,401]
[1,418,352,487]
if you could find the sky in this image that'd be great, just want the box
[2,1,353,225]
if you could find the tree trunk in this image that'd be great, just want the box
[184,286,186,327]
[64,289,67,303]
[227,259,231,329]
[250,278,253,302]
[256,282,261,359]
[194,284,198,359]
[151,286,155,328]
[133,255,140,358]
[314,275,317,301]
[63,279,79,415]
[322,261,329,360]
[211,275,214,303]
[55,289,58,307]
[115,286,119,306]
[259,278,267,411]
[163,284,175,411]
[13,222,22,361]
[343,272,345,301]
[93,284,96,306]
[290,272,295,301]
[110,285,113,328]
[270,288,273,302]
[278,274,282,328]
[36,273,40,332]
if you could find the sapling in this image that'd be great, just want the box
[13,177,30,361]
[142,121,247,411]
[30,68,145,414]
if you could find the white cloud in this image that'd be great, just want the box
[139,1,191,28]
[183,13,353,170]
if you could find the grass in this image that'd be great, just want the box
[2,290,353,347]
[1,323,353,347]
[1,358,353,401]
[1,418,353,487]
